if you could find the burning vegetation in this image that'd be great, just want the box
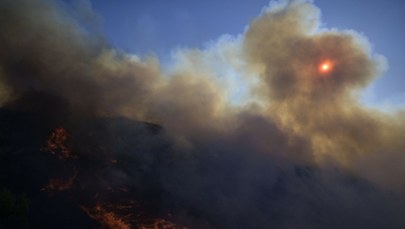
[138,219,188,229]
[81,201,185,229]
[81,204,132,229]
[41,170,78,194]
[44,127,77,160]
[36,119,186,228]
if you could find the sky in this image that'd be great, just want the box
[90,0,405,108]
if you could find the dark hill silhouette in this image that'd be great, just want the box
[1,108,404,229]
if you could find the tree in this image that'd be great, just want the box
[0,188,30,227]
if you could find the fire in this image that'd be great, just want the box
[318,60,334,74]
[81,204,132,229]
[44,127,77,160]
[138,218,187,229]
[80,197,139,229]
[81,201,187,229]
[42,127,187,229]
[41,170,78,194]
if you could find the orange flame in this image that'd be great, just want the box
[81,204,132,229]
[138,218,187,229]
[41,170,78,194]
[45,127,77,160]
[43,127,186,229]
[81,201,187,229]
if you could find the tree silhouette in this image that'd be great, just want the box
[0,188,30,228]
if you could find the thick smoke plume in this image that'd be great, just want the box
[1,0,405,228]
[244,0,405,192]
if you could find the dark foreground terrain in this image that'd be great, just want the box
[1,108,404,229]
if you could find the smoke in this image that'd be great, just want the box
[243,0,405,192]
[1,0,405,228]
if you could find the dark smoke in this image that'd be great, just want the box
[1,0,405,228]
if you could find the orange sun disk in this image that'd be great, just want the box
[318,60,333,74]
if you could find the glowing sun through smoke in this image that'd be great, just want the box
[318,60,334,74]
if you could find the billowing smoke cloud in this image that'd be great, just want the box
[1,0,405,228]
[243,0,405,192]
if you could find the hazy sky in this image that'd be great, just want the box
[89,0,405,107]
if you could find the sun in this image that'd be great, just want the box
[318,60,334,74]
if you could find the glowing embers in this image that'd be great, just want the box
[41,170,78,194]
[81,201,186,229]
[138,218,187,229]
[44,127,77,160]
[81,204,132,229]
[318,60,334,75]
